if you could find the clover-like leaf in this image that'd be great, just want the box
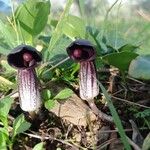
[12,114,31,138]
[54,88,73,100]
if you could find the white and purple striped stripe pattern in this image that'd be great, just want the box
[79,61,99,100]
[18,68,41,112]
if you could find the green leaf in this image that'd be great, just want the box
[50,19,58,27]
[95,57,104,69]
[128,55,150,80]
[0,97,14,127]
[0,116,7,129]
[62,15,86,39]
[44,99,55,110]
[12,114,31,138]
[0,97,13,117]
[0,128,9,136]
[105,29,127,49]
[47,36,71,63]
[0,45,11,55]
[135,109,150,118]
[54,88,73,100]
[15,0,50,42]
[0,128,9,150]
[48,0,73,52]
[0,132,7,150]
[1,60,16,74]
[118,44,139,52]
[102,52,138,72]
[98,81,132,150]
[0,19,15,48]
[41,89,51,101]
[33,142,44,150]
[0,76,14,87]
[0,76,15,92]
[142,133,150,150]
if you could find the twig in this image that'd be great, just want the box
[98,127,148,133]
[65,124,73,139]
[104,0,120,21]
[127,76,145,85]
[96,138,117,149]
[112,89,124,96]
[23,132,79,150]
[39,60,58,69]
[127,137,141,150]
[111,95,150,109]
[97,136,141,150]
[87,99,114,123]
[42,57,70,75]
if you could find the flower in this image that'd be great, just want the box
[66,39,99,100]
[7,45,42,112]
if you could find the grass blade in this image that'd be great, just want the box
[97,80,132,150]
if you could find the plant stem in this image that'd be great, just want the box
[87,99,113,123]
[42,57,70,75]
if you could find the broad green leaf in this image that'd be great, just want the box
[62,15,86,39]
[47,36,71,63]
[48,0,73,52]
[12,114,31,138]
[54,88,73,100]
[98,81,132,150]
[0,20,15,48]
[44,99,55,110]
[0,97,14,127]
[0,45,11,55]
[128,55,150,80]
[142,133,150,150]
[86,26,116,55]
[105,27,128,49]
[102,52,138,72]
[15,0,50,42]
[33,142,44,150]
[86,26,102,51]
[118,44,139,52]
[41,89,51,101]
